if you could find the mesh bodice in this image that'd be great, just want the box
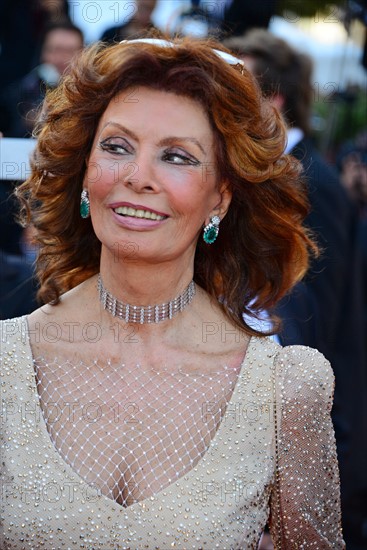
[34,357,241,507]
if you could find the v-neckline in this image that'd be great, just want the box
[22,315,254,511]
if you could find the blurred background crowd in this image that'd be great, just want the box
[0,1,366,549]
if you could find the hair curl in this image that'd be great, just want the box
[18,37,317,335]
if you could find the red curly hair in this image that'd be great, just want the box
[18,37,317,335]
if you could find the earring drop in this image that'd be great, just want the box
[203,215,220,244]
[80,189,90,218]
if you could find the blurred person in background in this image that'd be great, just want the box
[0,19,82,314]
[221,0,277,37]
[100,0,158,43]
[167,0,223,38]
[0,182,38,319]
[224,29,367,550]
[167,1,278,40]
[0,0,70,91]
[0,22,84,137]
[0,0,71,131]
[337,131,367,372]
[337,131,367,219]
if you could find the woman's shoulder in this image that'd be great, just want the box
[273,344,335,408]
[274,344,334,383]
[0,286,91,360]
[0,316,34,387]
[27,277,96,322]
[248,337,334,407]
[0,315,29,350]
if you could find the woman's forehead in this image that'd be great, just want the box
[97,87,214,142]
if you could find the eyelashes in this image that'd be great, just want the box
[161,152,200,166]
[99,138,201,166]
[100,138,131,155]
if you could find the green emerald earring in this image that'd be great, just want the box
[80,189,90,218]
[203,215,220,244]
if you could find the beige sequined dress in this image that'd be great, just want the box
[0,317,345,549]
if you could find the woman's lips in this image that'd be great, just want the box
[110,208,168,229]
[108,201,169,219]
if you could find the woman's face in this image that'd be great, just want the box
[84,86,231,265]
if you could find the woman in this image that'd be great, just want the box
[0,38,344,548]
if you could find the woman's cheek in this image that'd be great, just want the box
[163,167,204,196]
[87,157,117,189]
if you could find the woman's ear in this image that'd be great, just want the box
[219,183,232,218]
[209,182,232,222]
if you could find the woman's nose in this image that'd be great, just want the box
[123,153,159,193]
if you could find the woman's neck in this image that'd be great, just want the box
[99,247,195,307]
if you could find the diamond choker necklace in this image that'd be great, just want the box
[98,274,196,324]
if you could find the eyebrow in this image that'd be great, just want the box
[102,121,207,156]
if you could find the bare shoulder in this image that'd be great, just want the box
[27,276,99,357]
[178,285,252,363]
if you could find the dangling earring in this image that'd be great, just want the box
[80,189,90,218]
[203,215,220,244]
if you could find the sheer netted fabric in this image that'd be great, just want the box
[269,349,344,548]
[1,316,345,549]
[33,357,240,508]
